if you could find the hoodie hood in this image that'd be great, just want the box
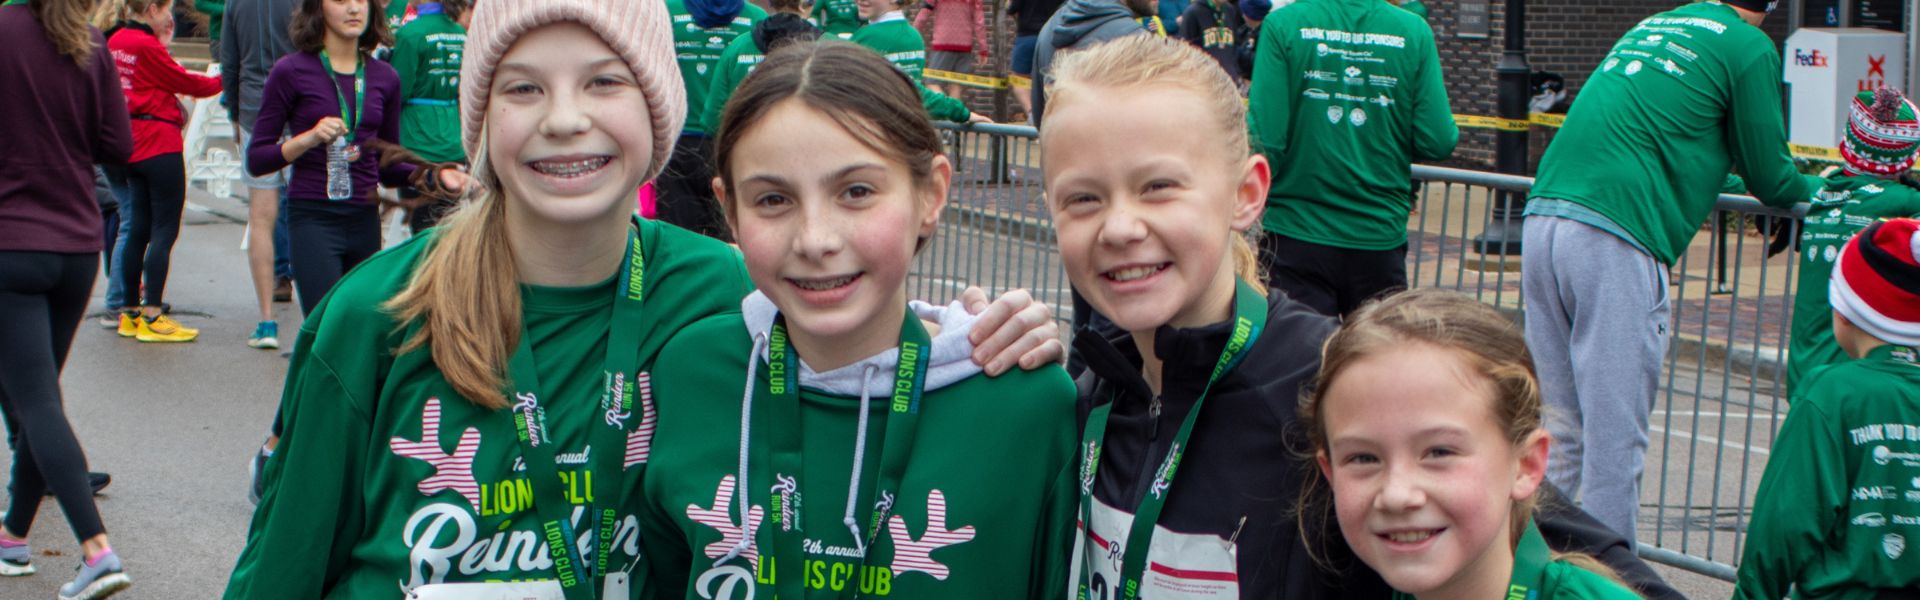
[741,290,985,395]
[709,291,987,565]
[1050,0,1142,48]
[752,13,823,54]
[687,0,747,29]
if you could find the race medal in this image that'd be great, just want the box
[344,143,362,162]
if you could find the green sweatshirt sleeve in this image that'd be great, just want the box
[1247,17,1296,164]
[637,485,694,600]
[1726,51,1814,209]
[1732,398,1846,600]
[921,83,972,123]
[1029,460,1077,599]
[224,316,375,598]
[1408,32,1457,162]
[391,29,422,100]
[196,0,225,41]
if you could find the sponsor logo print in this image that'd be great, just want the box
[1887,533,1906,560]
[1793,48,1829,67]
[1625,60,1643,75]
[1854,512,1887,527]
[1327,106,1345,123]
[1350,107,1368,126]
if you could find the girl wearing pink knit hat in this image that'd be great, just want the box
[224,1,1063,597]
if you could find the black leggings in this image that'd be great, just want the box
[0,252,106,542]
[117,153,188,308]
[287,199,380,316]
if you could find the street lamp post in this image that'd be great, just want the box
[1475,0,1529,255]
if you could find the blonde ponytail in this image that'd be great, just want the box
[384,128,523,410]
[89,0,126,30]
[30,0,104,67]
[1232,231,1266,296]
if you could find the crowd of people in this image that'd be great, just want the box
[0,0,1916,598]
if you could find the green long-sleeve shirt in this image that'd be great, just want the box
[670,0,768,136]
[852,15,973,123]
[224,220,751,599]
[1530,2,1812,265]
[1734,345,1920,600]
[1789,176,1920,392]
[391,10,466,163]
[811,0,864,38]
[1248,0,1457,250]
[196,0,225,42]
[639,308,1078,599]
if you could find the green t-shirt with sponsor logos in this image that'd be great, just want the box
[811,0,865,39]
[1248,0,1457,250]
[1789,175,1920,392]
[1530,2,1812,265]
[670,0,768,136]
[851,16,974,123]
[224,218,751,599]
[1734,345,1920,600]
[638,312,1078,600]
[392,10,467,163]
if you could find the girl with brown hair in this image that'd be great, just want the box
[0,0,136,596]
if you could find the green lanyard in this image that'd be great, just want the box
[503,224,647,600]
[316,49,366,140]
[1,1,28,7]
[747,309,932,599]
[1390,519,1551,600]
[1077,279,1267,600]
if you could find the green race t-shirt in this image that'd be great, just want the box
[1735,346,1920,600]
[225,219,751,599]
[639,312,1079,599]
[1249,0,1457,250]
[392,10,466,163]
[1530,2,1811,265]
[851,15,972,122]
[811,0,864,38]
[1789,175,1920,392]
[670,0,768,136]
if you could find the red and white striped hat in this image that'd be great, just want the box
[1830,218,1920,346]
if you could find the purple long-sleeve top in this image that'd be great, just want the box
[249,51,414,204]
[0,5,132,253]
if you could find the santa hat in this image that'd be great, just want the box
[1841,86,1920,178]
[1830,218,1920,346]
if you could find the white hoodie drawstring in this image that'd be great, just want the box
[716,332,770,567]
[843,364,880,555]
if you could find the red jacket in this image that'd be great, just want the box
[913,0,988,55]
[108,23,221,163]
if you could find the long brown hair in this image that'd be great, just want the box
[32,0,107,67]
[384,125,519,410]
[1295,289,1637,593]
[711,41,944,251]
[291,0,391,55]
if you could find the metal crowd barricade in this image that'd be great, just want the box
[924,122,1807,582]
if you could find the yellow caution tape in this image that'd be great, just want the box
[1789,143,1843,162]
[1454,114,1530,132]
[924,69,1010,89]
[1528,112,1565,128]
[1007,74,1033,89]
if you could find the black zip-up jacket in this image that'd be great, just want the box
[1073,293,1684,600]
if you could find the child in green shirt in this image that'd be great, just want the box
[640,42,1077,599]
[1737,218,1920,600]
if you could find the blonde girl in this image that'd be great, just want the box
[225,2,1059,597]
[638,41,1077,599]
[1300,289,1642,600]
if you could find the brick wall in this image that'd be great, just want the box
[1427,1,1792,172]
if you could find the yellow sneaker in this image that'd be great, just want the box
[116,313,140,338]
[135,314,199,343]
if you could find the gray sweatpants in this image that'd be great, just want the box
[1521,214,1671,542]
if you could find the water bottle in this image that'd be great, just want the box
[326,136,352,200]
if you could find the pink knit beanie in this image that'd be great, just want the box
[459,0,686,182]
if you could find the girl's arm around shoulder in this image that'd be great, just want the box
[633,219,754,368]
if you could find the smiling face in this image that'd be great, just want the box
[1042,85,1266,333]
[720,99,949,365]
[486,22,654,232]
[1316,344,1547,600]
[321,0,370,40]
